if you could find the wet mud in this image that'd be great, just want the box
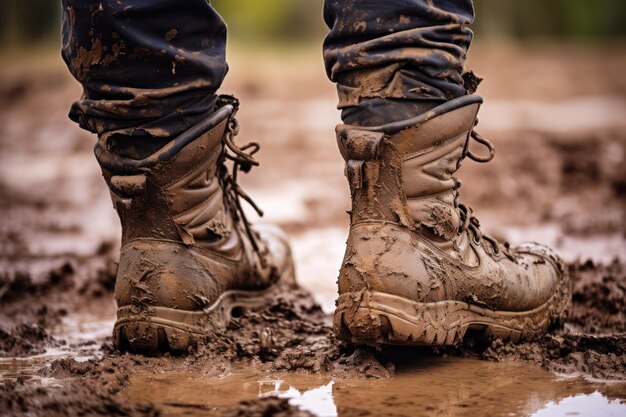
[123,357,626,417]
[223,396,315,417]
[1,259,625,416]
[456,260,626,381]
[1,47,626,416]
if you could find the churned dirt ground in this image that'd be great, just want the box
[1,42,625,416]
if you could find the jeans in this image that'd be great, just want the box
[61,0,474,144]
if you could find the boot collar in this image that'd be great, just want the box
[94,105,234,174]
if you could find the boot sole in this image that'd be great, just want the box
[334,288,570,346]
[113,264,296,354]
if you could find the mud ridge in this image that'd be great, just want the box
[0,324,57,358]
[2,356,159,417]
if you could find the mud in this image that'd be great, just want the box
[0,230,118,352]
[123,357,626,417]
[0,288,392,417]
[2,357,159,417]
[139,258,622,382]
[474,260,626,381]
[0,324,55,358]
[223,397,315,417]
[1,45,626,416]
[1,259,624,416]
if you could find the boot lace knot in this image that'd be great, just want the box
[458,203,500,254]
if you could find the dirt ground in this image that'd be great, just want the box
[0,43,625,416]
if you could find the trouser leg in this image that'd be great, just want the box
[323,0,475,125]
[61,0,228,156]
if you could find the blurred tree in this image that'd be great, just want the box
[473,0,626,40]
[212,0,326,44]
[0,0,60,46]
[0,0,624,47]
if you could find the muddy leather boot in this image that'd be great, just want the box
[334,95,570,346]
[95,96,295,353]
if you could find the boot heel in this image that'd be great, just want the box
[114,320,194,354]
[334,302,393,343]
[334,290,399,345]
[112,283,290,354]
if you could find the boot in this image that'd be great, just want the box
[334,95,570,346]
[95,96,295,353]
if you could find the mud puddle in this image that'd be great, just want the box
[124,358,626,417]
[0,312,113,380]
[2,259,625,416]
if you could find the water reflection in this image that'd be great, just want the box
[124,357,626,417]
[267,381,336,417]
[531,392,626,417]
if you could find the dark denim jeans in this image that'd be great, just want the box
[61,0,474,143]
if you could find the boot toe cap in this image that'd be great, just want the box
[512,242,570,313]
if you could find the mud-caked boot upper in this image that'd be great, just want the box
[334,95,570,346]
[95,96,294,352]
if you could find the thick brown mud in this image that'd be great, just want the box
[453,260,626,381]
[2,259,625,416]
[1,47,626,416]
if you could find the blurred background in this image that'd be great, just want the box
[0,0,625,312]
[1,0,626,45]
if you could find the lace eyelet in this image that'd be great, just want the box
[472,235,481,245]
[493,246,500,255]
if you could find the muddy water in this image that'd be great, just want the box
[124,358,626,417]
[0,313,112,379]
[2,318,625,417]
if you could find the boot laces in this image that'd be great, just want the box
[456,124,512,259]
[218,96,266,259]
